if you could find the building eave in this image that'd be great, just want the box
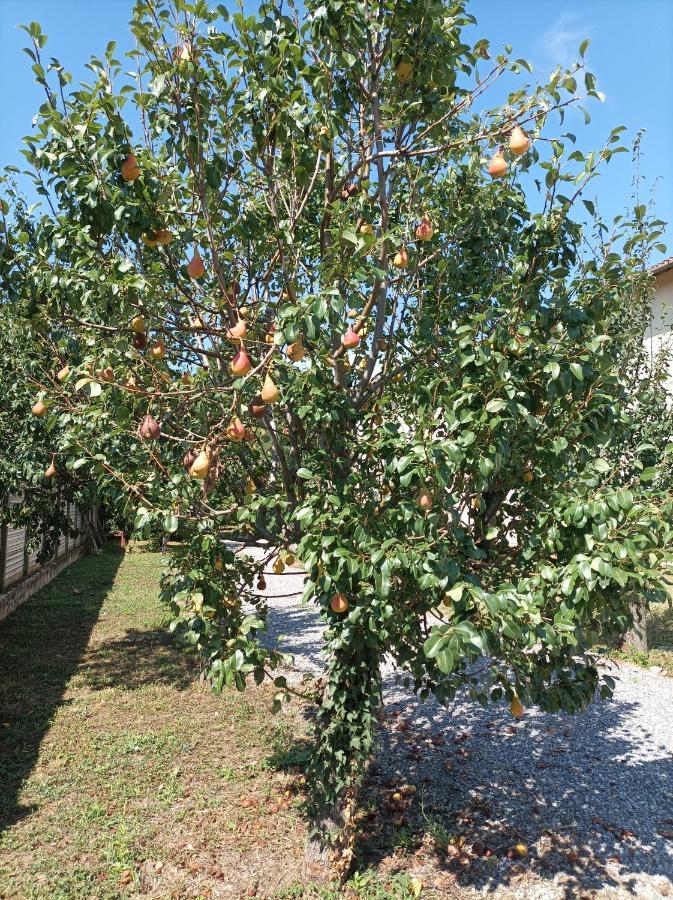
[651,256,673,277]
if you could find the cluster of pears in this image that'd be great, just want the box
[487,126,531,178]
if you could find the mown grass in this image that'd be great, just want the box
[0,545,313,898]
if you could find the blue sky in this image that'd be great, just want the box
[1,0,671,260]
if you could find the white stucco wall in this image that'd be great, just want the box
[647,268,673,390]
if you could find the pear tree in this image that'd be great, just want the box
[2,0,672,876]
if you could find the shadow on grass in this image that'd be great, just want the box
[0,545,124,834]
[78,626,196,693]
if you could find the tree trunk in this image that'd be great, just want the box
[621,598,649,652]
[303,792,357,885]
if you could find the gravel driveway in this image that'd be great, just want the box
[234,543,673,899]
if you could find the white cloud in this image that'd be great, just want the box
[535,11,590,70]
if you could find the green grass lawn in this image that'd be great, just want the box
[0,545,425,900]
[0,546,315,898]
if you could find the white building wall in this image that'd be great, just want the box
[647,268,673,391]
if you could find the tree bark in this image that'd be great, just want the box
[621,598,649,652]
[303,798,355,885]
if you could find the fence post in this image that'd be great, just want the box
[0,499,7,593]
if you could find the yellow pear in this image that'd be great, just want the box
[142,232,158,247]
[56,364,70,382]
[392,247,409,269]
[150,339,165,360]
[359,222,374,235]
[273,556,285,575]
[286,337,305,362]
[226,319,247,342]
[395,60,413,83]
[189,450,210,479]
[509,125,530,156]
[245,477,256,495]
[131,314,146,333]
[260,374,280,403]
[44,460,56,479]
[510,696,524,719]
[32,399,46,416]
[155,229,174,245]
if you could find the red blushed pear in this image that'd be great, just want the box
[488,150,507,178]
[231,345,252,376]
[509,125,530,156]
[392,246,409,269]
[121,153,141,182]
[249,397,267,419]
[226,416,246,442]
[138,414,161,441]
[415,215,434,241]
[415,488,434,511]
[32,399,47,416]
[260,374,280,404]
[99,366,114,383]
[330,593,349,614]
[44,460,56,479]
[132,331,147,351]
[187,248,206,279]
[226,319,247,343]
[342,326,360,349]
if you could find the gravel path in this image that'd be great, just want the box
[235,544,673,899]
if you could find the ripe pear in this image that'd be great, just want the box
[249,397,267,419]
[99,366,114,383]
[56,364,70,382]
[522,467,534,483]
[226,319,247,342]
[342,326,360,349]
[189,449,210,479]
[231,347,252,376]
[257,575,266,591]
[181,372,192,386]
[155,229,174,245]
[260,374,280,403]
[132,331,147,350]
[488,150,507,178]
[416,488,434,511]
[510,696,524,719]
[150,340,165,360]
[392,247,409,269]
[273,556,285,575]
[44,460,56,479]
[330,593,349,614]
[121,153,141,182]
[183,448,197,471]
[395,60,413,83]
[187,248,205,279]
[142,232,158,247]
[359,222,374,235]
[226,416,246,442]
[32,399,47,416]
[214,555,223,571]
[509,125,530,156]
[415,215,434,241]
[245,477,256,495]
[138,414,161,441]
[131,314,146,333]
[286,337,305,362]
[125,375,139,392]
